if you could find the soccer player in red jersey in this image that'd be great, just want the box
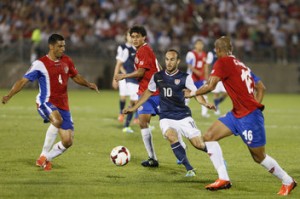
[185,36,297,195]
[2,34,99,171]
[185,39,210,118]
[115,25,160,167]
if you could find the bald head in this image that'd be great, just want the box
[215,36,233,57]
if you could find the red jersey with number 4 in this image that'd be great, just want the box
[211,55,264,118]
[134,43,160,95]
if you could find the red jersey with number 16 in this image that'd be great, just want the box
[134,43,160,96]
[210,55,264,118]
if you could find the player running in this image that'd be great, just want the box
[2,34,99,171]
[115,25,160,167]
[185,36,297,195]
[123,49,230,181]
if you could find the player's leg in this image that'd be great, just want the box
[138,96,159,167]
[248,144,296,195]
[36,104,62,167]
[118,79,127,123]
[202,119,233,190]
[122,99,135,133]
[123,83,138,133]
[161,120,194,176]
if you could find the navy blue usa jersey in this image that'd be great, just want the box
[148,70,197,120]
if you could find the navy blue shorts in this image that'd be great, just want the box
[37,102,74,130]
[137,95,160,116]
[219,109,266,147]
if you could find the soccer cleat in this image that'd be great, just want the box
[141,158,159,167]
[277,180,297,196]
[122,127,134,133]
[118,114,124,123]
[43,161,52,171]
[185,170,196,177]
[36,155,47,167]
[205,179,232,191]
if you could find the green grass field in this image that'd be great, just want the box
[0,89,299,199]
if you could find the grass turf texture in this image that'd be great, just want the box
[0,89,299,199]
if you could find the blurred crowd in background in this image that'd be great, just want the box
[0,0,299,63]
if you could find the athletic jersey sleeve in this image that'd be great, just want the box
[66,57,78,78]
[251,71,261,84]
[185,51,195,66]
[136,47,151,70]
[24,60,42,82]
[185,74,197,91]
[115,45,124,61]
[148,74,157,92]
[211,59,227,79]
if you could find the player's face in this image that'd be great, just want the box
[51,40,65,58]
[194,41,204,51]
[130,32,145,48]
[165,51,180,74]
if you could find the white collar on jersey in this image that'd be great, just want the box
[165,69,179,76]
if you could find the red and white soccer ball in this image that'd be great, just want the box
[110,146,131,166]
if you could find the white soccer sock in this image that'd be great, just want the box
[41,124,58,156]
[205,141,230,181]
[260,154,293,185]
[141,128,157,160]
[46,141,67,161]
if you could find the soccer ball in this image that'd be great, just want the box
[110,146,131,166]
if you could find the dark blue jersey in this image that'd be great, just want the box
[116,43,138,84]
[149,70,197,120]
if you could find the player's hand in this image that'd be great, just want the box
[123,107,135,114]
[112,79,118,90]
[88,83,99,93]
[2,95,10,104]
[204,103,217,111]
[115,74,125,81]
[183,89,193,98]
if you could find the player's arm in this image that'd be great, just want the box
[72,74,99,92]
[123,89,152,114]
[185,75,216,110]
[115,68,146,81]
[254,80,266,103]
[112,59,124,89]
[2,77,29,104]
[185,75,220,98]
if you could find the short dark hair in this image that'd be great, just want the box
[166,49,180,59]
[129,25,147,37]
[48,34,64,45]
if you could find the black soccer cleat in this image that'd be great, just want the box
[141,158,159,167]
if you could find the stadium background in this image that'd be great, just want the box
[0,0,299,92]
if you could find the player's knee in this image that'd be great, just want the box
[165,129,178,144]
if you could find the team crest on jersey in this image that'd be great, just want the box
[174,79,180,85]
[64,66,69,74]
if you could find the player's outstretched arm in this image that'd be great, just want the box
[72,74,99,93]
[115,68,145,81]
[2,77,29,104]
[123,89,152,114]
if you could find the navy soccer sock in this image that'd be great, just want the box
[120,100,126,114]
[125,112,133,127]
[171,142,193,171]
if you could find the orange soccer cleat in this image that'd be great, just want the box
[36,155,47,167]
[205,179,232,191]
[277,180,297,196]
[118,114,124,123]
[43,161,52,171]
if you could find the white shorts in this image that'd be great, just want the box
[119,80,138,101]
[159,117,201,140]
[212,81,226,93]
